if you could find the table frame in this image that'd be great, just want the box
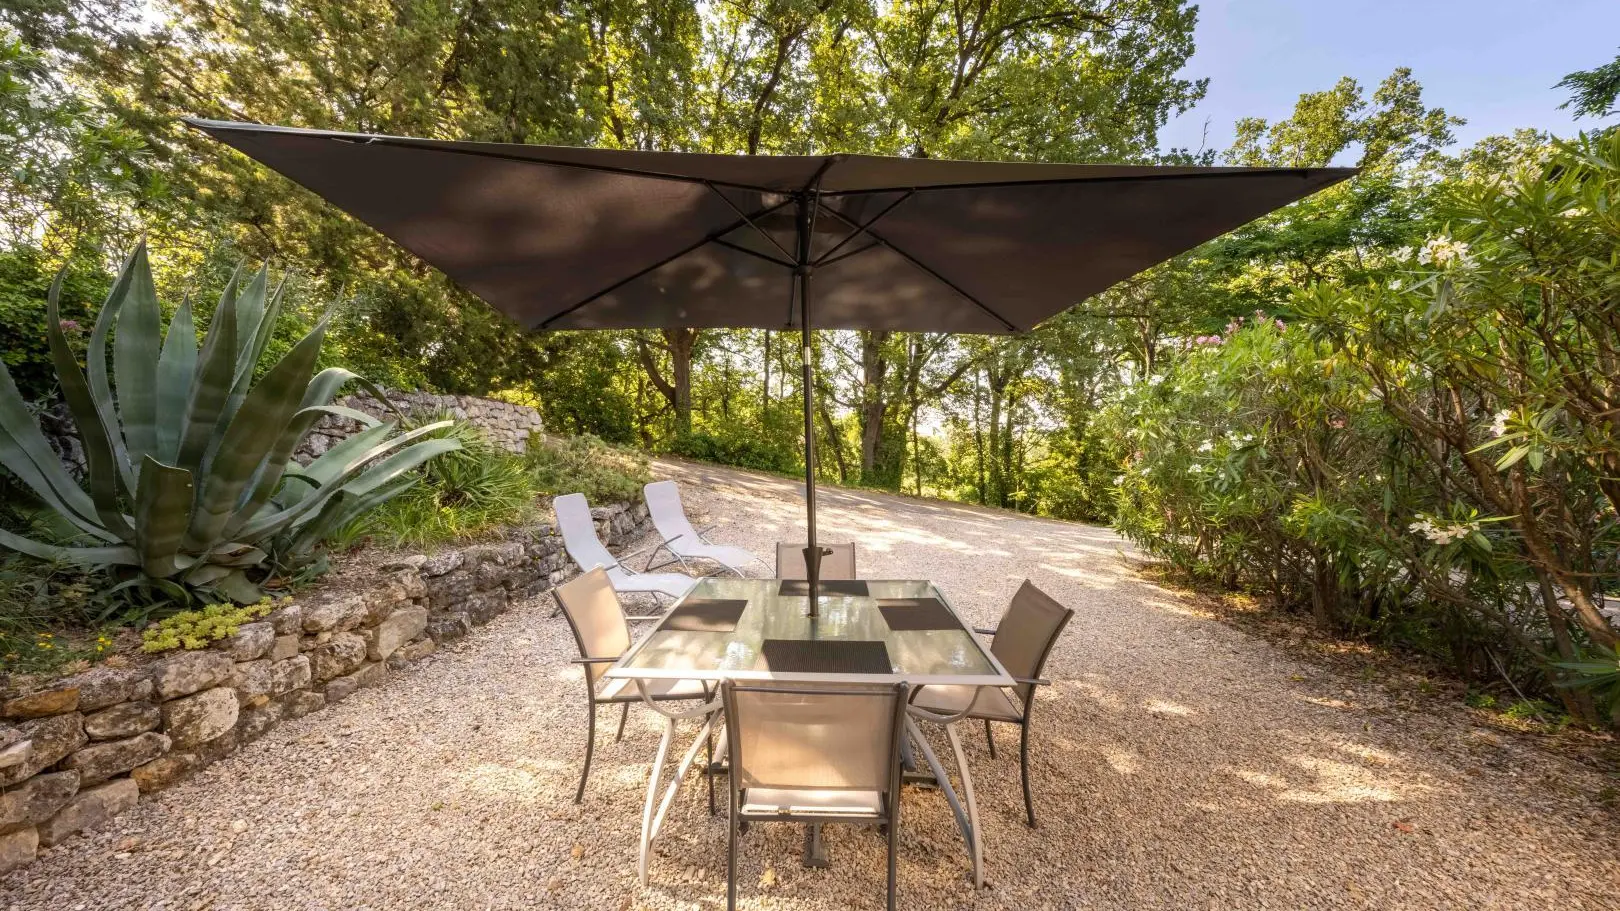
[604,579,1009,888]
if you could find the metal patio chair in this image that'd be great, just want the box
[774,542,857,580]
[721,680,909,911]
[553,492,697,604]
[553,567,711,803]
[909,579,1073,827]
[643,480,767,576]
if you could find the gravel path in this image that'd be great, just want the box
[4,459,1616,910]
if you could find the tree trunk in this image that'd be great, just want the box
[857,330,892,484]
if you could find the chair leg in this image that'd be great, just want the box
[984,718,997,759]
[706,723,716,816]
[1019,720,1035,827]
[575,702,597,804]
[727,799,740,911]
[615,702,630,742]
[886,812,898,911]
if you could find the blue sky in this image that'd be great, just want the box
[1159,0,1620,160]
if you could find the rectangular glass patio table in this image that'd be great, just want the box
[604,578,1014,687]
[605,578,1010,886]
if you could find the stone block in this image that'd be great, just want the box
[421,550,464,577]
[131,753,200,794]
[162,687,238,749]
[323,673,359,704]
[370,607,428,661]
[151,651,233,700]
[38,779,138,847]
[83,702,161,741]
[466,592,508,626]
[269,655,312,695]
[352,662,386,689]
[0,771,79,835]
[236,700,284,744]
[62,732,169,785]
[228,659,274,704]
[282,690,325,719]
[0,714,85,787]
[223,621,276,661]
[266,604,303,635]
[67,667,144,712]
[0,827,37,874]
[2,685,79,720]
[302,596,367,633]
[269,634,300,661]
[309,633,367,683]
[427,613,471,642]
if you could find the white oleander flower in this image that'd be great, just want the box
[1489,409,1510,437]
[1196,441,1214,453]
[1417,236,1472,268]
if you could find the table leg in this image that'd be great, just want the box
[802,824,831,867]
[904,717,983,888]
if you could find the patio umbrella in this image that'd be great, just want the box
[186,118,1353,605]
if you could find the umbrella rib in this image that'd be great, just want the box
[704,182,795,262]
[711,237,796,269]
[860,226,1019,332]
[813,190,914,266]
[536,198,796,329]
[815,241,882,269]
[816,167,1347,197]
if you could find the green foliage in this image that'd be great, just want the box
[0,245,460,605]
[140,596,281,653]
[1557,48,1620,120]
[355,422,541,549]
[525,433,651,505]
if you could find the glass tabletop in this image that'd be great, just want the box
[604,578,1014,685]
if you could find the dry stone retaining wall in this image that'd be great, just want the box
[295,389,544,462]
[0,501,651,874]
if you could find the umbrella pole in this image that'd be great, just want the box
[797,192,823,615]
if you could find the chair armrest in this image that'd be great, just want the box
[973,626,997,636]
[1011,676,1050,687]
[625,615,663,623]
[570,656,622,665]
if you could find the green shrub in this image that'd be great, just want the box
[0,244,459,605]
[140,597,282,652]
[668,428,802,475]
[525,433,651,504]
[355,422,541,548]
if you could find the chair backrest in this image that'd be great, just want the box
[644,480,699,546]
[991,580,1074,705]
[775,543,857,580]
[553,493,618,574]
[722,681,907,796]
[553,567,630,687]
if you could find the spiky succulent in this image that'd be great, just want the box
[0,243,457,602]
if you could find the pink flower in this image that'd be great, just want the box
[58,319,82,333]
[1328,417,1346,429]
[1275,319,1286,331]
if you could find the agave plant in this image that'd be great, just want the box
[0,243,458,603]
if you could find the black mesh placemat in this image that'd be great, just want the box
[777,579,870,597]
[876,598,961,631]
[663,599,748,632]
[760,639,892,675]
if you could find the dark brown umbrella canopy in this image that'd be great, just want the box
[186,119,1354,334]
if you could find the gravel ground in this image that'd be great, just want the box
[4,459,1617,910]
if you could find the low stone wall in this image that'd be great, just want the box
[295,389,544,462]
[0,502,651,874]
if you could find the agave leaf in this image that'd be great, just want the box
[0,359,114,540]
[133,455,194,578]
[0,526,140,566]
[175,278,239,473]
[285,473,413,557]
[209,568,263,605]
[85,245,138,494]
[114,244,163,472]
[233,264,269,367]
[222,403,381,538]
[240,275,287,385]
[184,563,232,585]
[279,420,398,507]
[239,427,458,541]
[204,541,268,567]
[47,274,136,542]
[184,321,326,551]
[153,295,197,463]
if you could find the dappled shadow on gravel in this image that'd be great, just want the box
[3,459,1616,910]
